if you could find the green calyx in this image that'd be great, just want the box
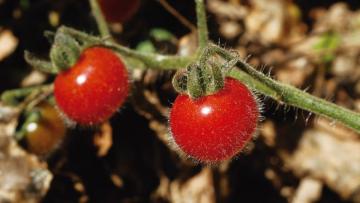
[172,47,241,99]
[172,61,226,99]
[25,27,87,74]
[49,31,81,72]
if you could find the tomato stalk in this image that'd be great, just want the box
[1,86,38,105]
[210,44,360,133]
[1,84,53,107]
[57,26,194,70]
[172,0,225,100]
[195,0,209,51]
[89,0,111,38]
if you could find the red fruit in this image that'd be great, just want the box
[169,78,259,162]
[54,47,129,125]
[98,0,140,23]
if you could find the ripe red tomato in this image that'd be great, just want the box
[98,0,140,23]
[169,78,259,162]
[54,47,129,125]
[25,102,66,156]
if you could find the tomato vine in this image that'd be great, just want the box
[2,0,360,134]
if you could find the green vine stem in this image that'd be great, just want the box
[2,85,47,105]
[58,26,194,69]
[1,84,54,112]
[195,0,209,50]
[210,45,360,132]
[89,0,111,38]
[229,69,278,99]
[57,25,360,132]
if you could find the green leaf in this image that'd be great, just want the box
[149,28,176,42]
[24,51,57,74]
[136,40,156,53]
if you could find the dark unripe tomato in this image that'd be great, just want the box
[54,47,129,125]
[98,0,140,23]
[25,102,66,155]
[169,78,259,163]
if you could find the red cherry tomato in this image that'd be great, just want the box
[169,78,259,162]
[54,47,129,125]
[25,102,66,156]
[98,0,140,23]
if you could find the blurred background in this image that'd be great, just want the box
[0,0,360,202]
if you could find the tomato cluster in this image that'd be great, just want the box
[16,2,259,162]
[52,46,258,162]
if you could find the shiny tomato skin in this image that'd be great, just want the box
[54,47,129,125]
[98,0,140,23]
[169,78,259,162]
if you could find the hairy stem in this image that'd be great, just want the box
[211,44,360,133]
[50,26,360,132]
[59,26,194,69]
[1,84,54,106]
[228,69,279,100]
[89,0,111,38]
[195,0,209,50]
[59,26,360,132]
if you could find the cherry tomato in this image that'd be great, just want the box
[98,0,140,23]
[169,78,259,162]
[54,47,129,125]
[24,102,66,155]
